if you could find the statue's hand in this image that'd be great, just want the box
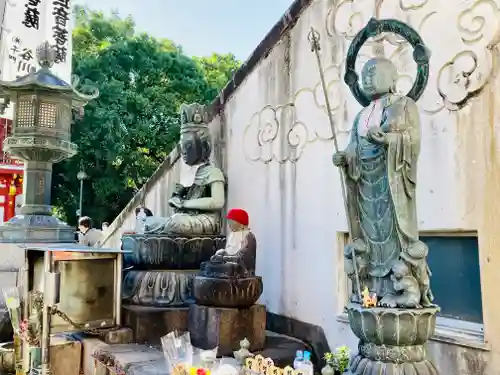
[332,151,347,167]
[223,255,238,263]
[172,184,187,198]
[168,197,183,209]
[367,126,386,145]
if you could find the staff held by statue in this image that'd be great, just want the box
[307,27,363,301]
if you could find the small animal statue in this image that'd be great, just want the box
[380,259,421,308]
[362,287,377,308]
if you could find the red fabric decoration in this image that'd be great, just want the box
[226,208,249,226]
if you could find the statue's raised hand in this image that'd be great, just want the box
[332,151,347,167]
[367,126,386,145]
[168,196,183,209]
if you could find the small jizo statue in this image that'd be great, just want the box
[200,208,257,279]
[333,57,433,309]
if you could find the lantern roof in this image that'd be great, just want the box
[0,42,99,108]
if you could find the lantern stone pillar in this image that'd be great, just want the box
[20,161,52,215]
[0,42,98,243]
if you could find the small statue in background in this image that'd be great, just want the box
[200,208,256,278]
[142,103,226,236]
[233,338,254,365]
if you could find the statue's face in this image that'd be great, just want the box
[392,262,407,279]
[228,220,244,232]
[180,132,201,166]
[361,58,397,97]
[193,110,202,124]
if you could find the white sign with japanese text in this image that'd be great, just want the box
[0,0,73,118]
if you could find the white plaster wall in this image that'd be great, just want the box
[224,0,497,358]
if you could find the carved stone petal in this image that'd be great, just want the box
[346,303,438,346]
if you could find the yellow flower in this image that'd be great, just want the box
[6,297,19,309]
[323,352,334,364]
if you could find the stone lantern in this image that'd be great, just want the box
[0,42,98,243]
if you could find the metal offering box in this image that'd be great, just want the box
[23,243,129,333]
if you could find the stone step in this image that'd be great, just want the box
[188,304,266,357]
[122,305,190,344]
[256,331,311,368]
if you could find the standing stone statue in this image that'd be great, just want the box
[333,56,433,308]
[143,103,226,235]
[330,18,439,375]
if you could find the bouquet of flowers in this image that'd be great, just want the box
[161,331,193,372]
[3,287,21,334]
[161,331,219,375]
[20,292,43,347]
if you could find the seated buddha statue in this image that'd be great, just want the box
[200,208,257,278]
[142,103,226,236]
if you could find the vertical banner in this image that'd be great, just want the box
[0,0,73,118]
[47,0,72,76]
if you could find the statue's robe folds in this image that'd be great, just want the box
[344,94,421,298]
[143,164,225,235]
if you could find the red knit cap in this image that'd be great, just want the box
[226,208,249,226]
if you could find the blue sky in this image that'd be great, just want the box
[73,0,294,61]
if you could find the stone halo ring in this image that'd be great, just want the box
[344,18,430,107]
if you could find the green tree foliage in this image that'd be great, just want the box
[194,53,241,97]
[72,5,180,58]
[52,7,224,226]
[72,5,134,59]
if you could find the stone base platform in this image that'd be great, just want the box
[122,305,189,345]
[347,354,439,375]
[188,304,266,356]
[345,303,440,375]
[193,276,263,308]
[89,332,310,375]
[121,234,226,270]
[122,270,196,307]
[92,343,166,375]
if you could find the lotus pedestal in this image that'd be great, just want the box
[345,303,440,375]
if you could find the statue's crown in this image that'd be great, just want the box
[180,103,210,133]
